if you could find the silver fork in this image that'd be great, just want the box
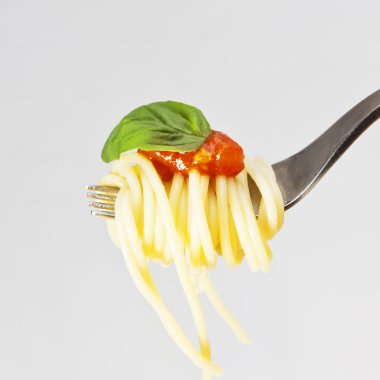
[87,89,380,218]
[87,185,118,219]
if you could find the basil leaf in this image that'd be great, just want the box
[101,101,211,163]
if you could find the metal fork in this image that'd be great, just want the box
[87,89,380,218]
[87,185,118,219]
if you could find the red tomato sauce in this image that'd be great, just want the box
[139,130,244,181]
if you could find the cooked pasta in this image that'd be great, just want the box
[98,152,284,379]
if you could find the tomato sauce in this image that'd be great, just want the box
[139,130,244,180]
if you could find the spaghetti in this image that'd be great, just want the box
[99,152,284,379]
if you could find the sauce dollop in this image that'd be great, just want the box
[139,130,244,180]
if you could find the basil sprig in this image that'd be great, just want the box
[101,101,212,163]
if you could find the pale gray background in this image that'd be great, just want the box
[1,1,379,379]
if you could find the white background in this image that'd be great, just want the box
[1,1,380,379]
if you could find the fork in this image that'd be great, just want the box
[87,89,380,218]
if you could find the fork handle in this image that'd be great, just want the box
[273,89,380,209]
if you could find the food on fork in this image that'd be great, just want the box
[91,101,284,379]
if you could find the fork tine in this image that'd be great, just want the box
[86,192,116,202]
[89,201,115,211]
[90,210,115,219]
[86,185,119,194]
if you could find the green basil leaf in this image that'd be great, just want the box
[101,101,211,163]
